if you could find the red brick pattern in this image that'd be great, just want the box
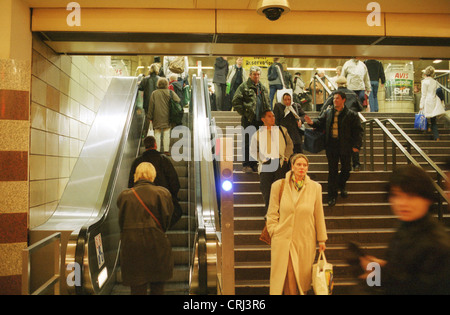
[0,90,29,121]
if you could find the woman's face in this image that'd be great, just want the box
[292,157,309,179]
[389,187,432,222]
[283,95,292,107]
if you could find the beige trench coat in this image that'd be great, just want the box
[266,171,328,294]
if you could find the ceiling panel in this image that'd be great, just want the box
[24,0,450,13]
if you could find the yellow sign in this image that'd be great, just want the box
[243,57,274,70]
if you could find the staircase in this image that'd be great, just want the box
[212,110,449,295]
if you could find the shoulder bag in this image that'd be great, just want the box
[259,179,285,245]
[169,90,184,126]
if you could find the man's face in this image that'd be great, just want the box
[236,57,243,67]
[261,111,275,127]
[333,94,345,111]
[250,71,261,84]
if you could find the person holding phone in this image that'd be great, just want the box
[357,165,450,295]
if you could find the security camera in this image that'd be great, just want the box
[257,0,291,21]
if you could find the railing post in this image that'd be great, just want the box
[219,136,235,295]
[370,121,374,171]
[383,121,388,171]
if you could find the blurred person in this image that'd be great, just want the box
[273,92,307,154]
[148,77,181,154]
[305,91,363,207]
[293,72,305,101]
[268,57,284,109]
[128,136,181,228]
[139,63,160,135]
[232,66,271,173]
[329,66,343,89]
[226,57,247,111]
[267,154,327,295]
[117,162,174,295]
[420,66,446,141]
[358,164,450,295]
[364,59,386,112]
[213,56,229,111]
[281,62,293,89]
[308,70,327,112]
[250,109,293,211]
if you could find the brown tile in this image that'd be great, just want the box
[0,89,29,120]
[0,213,27,244]
[0,151,28,181]
[0,275,21,295]
[46,85,60,112]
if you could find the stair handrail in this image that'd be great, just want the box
[361,116,449,220]
[309,74,332,110]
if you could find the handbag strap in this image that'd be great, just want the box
[131,188,164,231]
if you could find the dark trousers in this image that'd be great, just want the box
[326,138,352,199]
[241,117,261,169]
[259,159,290,211]
[215,83,227,111]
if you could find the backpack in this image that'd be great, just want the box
[169,90,184,126]
[169,57,185,74]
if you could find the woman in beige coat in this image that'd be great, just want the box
[267,154,328,295]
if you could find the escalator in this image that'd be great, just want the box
[30,76,144,294]
[28,72,221,295]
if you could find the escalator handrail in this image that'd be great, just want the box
[189,75,220,294]
[74,81,140,295]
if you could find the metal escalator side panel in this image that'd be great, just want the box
[30,76,141,295]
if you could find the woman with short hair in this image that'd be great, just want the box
[117,162,174,295]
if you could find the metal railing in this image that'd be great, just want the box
[22,233,61,295]
[361,115,449,220]
[310,74,333,111]
[189,75,220,295]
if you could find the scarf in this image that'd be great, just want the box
[291,173,305,192]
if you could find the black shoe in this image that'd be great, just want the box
[340,190,348,198]
[328,198,336,207]
[353,165,360,172]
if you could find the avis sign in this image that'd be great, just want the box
[385,63,414,101]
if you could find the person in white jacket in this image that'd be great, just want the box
[342,58,371,104]
[420,66,445,141]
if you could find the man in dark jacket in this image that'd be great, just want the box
[213,56,229,111]
[364,59,385,112]
[321,76,364,171]
[305,91,363,206]
[232,66,271,172]
[128,136,181,226]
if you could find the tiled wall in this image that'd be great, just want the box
[29,36,113,228]
[0,57,30,294]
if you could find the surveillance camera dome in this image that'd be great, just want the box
[257,0,291,21]
[262,7,284,21]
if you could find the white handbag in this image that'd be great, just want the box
[275,65,293,103]
[312,251,334,295]
[147,120,154,137]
